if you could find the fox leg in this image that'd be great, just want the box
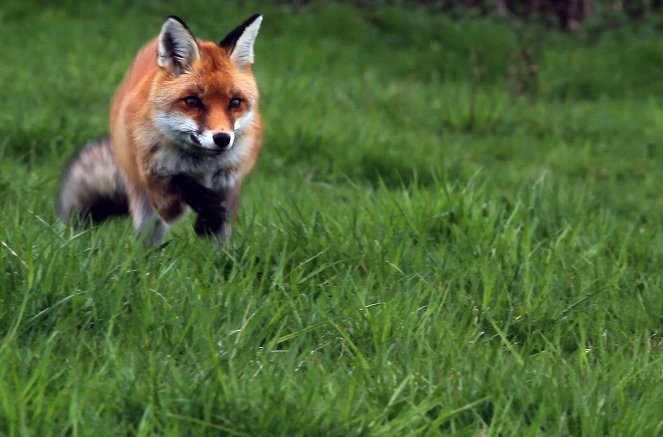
[193,212,230,240]
[193,182,241,240]
[123,178,169,246]
[171,174,240,242]
[128,192,168,246]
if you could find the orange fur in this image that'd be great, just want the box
[59,15,264,245]
[75,15,265,246]
[110,36,262,223]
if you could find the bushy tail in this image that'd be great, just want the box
[57,136,129,225]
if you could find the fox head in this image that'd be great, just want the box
[152,14,262,154]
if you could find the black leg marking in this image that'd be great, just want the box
[171,173,237,240]
[194,214,225,237]
[171,174,228,218]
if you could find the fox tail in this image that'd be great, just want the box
[57,136,129,225]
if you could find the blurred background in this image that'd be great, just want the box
[2,0,663,217]
[2,0,663,184]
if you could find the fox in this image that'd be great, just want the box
[57,14,263,246]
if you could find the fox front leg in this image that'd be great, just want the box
[193,214,230,239]
[195,176,242,240]
[128,189,169,247]
[130,177,187,246]
[171,174,238,241]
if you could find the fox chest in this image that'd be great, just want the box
[146,144,239,191]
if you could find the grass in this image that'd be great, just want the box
[2,0,663,434]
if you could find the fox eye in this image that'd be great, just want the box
[183,96,203,109]
[229,98,243,110]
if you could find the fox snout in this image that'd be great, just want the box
[213,132,232,149]
[204,130,235,152]
[187,129,235,153]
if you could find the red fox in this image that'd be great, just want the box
[58,14,263,245]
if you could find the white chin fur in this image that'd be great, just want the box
[154,111,198,144]
[154,111,241,153]
[150,110,251,184]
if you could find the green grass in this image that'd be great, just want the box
[2,1,663,435]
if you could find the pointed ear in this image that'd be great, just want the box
[219,14,263,69]
[158,16,200,76]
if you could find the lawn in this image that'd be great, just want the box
[2,1,663,435]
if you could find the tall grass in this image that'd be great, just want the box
[1,1,663,434]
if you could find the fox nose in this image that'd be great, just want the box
[213,132,232,149]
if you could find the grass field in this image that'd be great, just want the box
[2,1,663,435]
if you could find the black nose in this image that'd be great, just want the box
[213,132,232,148]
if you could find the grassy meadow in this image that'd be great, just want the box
[2,0,663,434]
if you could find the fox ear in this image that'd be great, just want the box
[158,16,200,75]
[219,14,263,69]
